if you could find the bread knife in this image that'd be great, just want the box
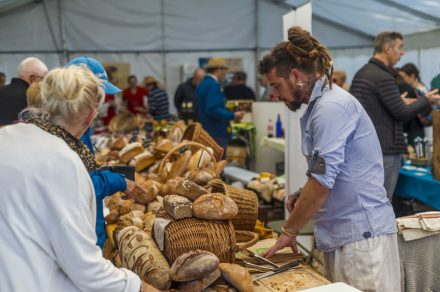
[252,260,300,282]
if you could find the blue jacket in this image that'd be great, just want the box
[81,129,126,248]
[196,75,234,139]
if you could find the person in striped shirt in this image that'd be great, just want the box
[144,76,170,121]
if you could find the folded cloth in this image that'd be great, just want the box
[417,212,440,231]
[397,211,440,241]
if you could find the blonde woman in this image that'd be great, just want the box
[0,65,158,292]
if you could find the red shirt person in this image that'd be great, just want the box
[122,75,148,115]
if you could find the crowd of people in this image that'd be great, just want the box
[1,26,440,292]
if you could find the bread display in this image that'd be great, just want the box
[163,195,193,220]
[93,122,268,291]
[176,179,208,201]
[119,142,144,163]
[170,250,220,282]
[218,263,253,292]
[192,193,238,220]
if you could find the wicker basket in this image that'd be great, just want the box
[235,230,259,250]
[209,179,259,231]
[182,122,224,161]
[154,212,237,264]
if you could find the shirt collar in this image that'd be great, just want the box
[207,74,218,82]
[308,76,328,103]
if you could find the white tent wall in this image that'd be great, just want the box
[1,0,440,111]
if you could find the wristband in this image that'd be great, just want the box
[281,226,298,238]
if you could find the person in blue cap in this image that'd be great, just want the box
[66,56,137,249]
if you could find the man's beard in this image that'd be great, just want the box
[284,88,304,112]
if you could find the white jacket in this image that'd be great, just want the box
[0,123,140,292]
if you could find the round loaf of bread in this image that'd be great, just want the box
[170,250,220,282]
[192,193,238,220]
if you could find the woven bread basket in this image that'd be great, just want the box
[154,211,236,264]
[182,122,224,161]
[209,179,259,231]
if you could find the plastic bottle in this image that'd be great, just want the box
[276,114,282,138]
[267,119,274,137]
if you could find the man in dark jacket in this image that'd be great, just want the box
[174,68,205,120]
[224,71,256,101]
[0,57,48,125]
[350,32,432,200]
[196,57,244,152]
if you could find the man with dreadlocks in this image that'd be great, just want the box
[259,27,400,291]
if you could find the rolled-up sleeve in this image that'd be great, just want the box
[309,102,359,189]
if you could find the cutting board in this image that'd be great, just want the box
[253,264,330,292]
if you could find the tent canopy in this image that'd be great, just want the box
[1,0,440,110]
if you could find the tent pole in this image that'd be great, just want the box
[58,0,67,64]
[161,0,167,89]
[255,0,260,100]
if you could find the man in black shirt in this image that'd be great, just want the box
[350,32,435,200]
[174,68,205,120]
[224,71,256,101]
[0,57,48,125]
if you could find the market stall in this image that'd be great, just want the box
[91,114,335,291]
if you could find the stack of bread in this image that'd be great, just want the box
[94,121,262,291]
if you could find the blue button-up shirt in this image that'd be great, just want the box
[300,77,396,252]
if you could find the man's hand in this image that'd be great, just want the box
[260,234,298,258]
[234,111,245,121]
[141,281,160,292]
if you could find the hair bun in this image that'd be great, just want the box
[309,49,319,60]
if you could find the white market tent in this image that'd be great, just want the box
[1,0,440,113]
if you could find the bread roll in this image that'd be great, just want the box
[161,177,184,195]
[176,179,208,201]
[186,169,214,186]
[178,268,221,292]
[192,193,238,220]
[133,151,156,172]
[168,150,191,178]
[132,180,160,205]
[170,250,220,282]
[105,209,120,224]
[218,263,253,292]
[119,142,144,163]
[188,149,212,170]
[111,137,127,150]
[163,195,192,220]
[155,139,173,153]
[214,160,228,177]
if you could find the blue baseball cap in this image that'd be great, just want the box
[66,56,121,94]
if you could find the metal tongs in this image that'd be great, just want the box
[240,250,300,282]
[241,249,280,269]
